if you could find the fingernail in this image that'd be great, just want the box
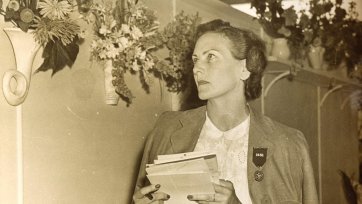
[187,195,193,200]
[155,184,161,189]
[166,194,170,200]
[145,193,153,200]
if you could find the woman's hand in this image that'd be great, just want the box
[133,184,170,204]
[187,180,241,204]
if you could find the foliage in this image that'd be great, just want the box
[298,0,362,74]
[155,11,200,93]
[250,0,304,62]
[0,0,82,75]
[251,0,362,76]
[82,0,200,105]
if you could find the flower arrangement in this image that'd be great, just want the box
[83,0,200,105]
[0,0,82,75]
[251,0,362,75]
[83,0,162,104]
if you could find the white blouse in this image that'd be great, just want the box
[194,112,252,204]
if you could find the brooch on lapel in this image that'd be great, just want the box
[253,147,267,182]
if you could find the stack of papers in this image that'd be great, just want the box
[146,151,219,204]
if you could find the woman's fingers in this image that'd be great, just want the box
[133,184,170,204]
[218,179,234,189]
[151,192,170,201]
[187,194,216,202]
[185,180,239,203]
[133,184,160,200]
[214,179,235,195]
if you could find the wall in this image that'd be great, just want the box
[0,18,18,204]
[0,0,173,203]
[320,89,358,204]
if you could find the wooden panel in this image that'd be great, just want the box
[320,89,358,204]
[263,73,320,193]
[0,19,21,204]
[264,60,359,204]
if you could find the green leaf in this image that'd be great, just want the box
[5,9,15,19]
[30,0,37,12]
[36,39,79,76]
[17,20,30,32]
[299,13,310,30]
[334,7,347,22]
[282,7,298,27]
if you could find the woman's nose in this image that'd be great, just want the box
[193,61,205,75]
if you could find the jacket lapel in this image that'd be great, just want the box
[169,106,206,153]
[247,110,275,200]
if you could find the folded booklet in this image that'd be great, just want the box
[146,151,219,204]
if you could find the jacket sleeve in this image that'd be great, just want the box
[133,111,171,193]
[298,132,319,204]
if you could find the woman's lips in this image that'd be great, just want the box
[197,80,209,85]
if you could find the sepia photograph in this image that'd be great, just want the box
[1,0,362,203]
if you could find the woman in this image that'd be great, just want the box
[133,19,319,204]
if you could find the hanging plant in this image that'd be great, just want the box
[82,0,200,105]
[155,11,200,93]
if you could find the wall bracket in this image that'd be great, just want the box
[319,84,345,107]
[264,71,291,97]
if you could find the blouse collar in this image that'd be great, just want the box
[203,111,250,141]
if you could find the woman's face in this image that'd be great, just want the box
[192,32,245,100]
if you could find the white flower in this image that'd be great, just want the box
[135,47,146,60]
[144,58,155,71]
[99,50,107,59]
[121,24,131,34]
[119,37,129,48]
[90,40,99,49]
[99,25,110,35]
[135,9,143,18]
[8,0,20,11]
[132,60,140,71]
[116,42,125,52]
[131,26,143,40]
[38,0,72,20]
[106,45,119,59]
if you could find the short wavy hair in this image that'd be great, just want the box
[194,19,267,101]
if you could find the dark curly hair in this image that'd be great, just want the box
[194,19,267,101]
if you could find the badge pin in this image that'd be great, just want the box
[253,148,267,182]
[253,148,267,167]
[254,170,264,182]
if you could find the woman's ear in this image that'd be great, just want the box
[239,59,250,80]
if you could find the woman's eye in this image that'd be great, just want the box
[192,58,198,64]
[207,53,216,62]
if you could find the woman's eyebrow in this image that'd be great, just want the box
[193,49,219,57]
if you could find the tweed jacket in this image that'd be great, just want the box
[135,106,319,204]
